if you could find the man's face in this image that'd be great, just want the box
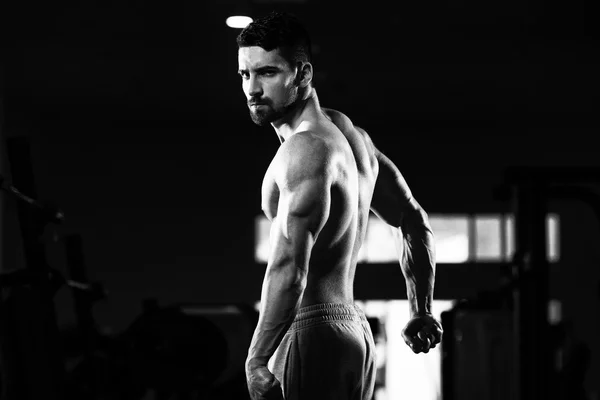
[238,46,299,126]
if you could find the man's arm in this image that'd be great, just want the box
[371,148,436,317]
[367,139,442,352]
[246,133,331,369]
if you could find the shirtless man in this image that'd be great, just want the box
[237,11,443,400]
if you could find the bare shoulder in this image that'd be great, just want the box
[322,107,379,172]
[273,132,333,189]
[322,107,353,130]
[323,108,376,148]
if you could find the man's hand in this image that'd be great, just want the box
[401,314,443,354]
[246,364,284,400]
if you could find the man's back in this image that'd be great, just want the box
[261,107,379,308]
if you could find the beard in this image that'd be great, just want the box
[249,104,282,127]
[248,87,299,127]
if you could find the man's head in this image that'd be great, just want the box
[237,11,313,126]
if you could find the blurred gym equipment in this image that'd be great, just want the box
[0,136,70,400]
[441,166,600,400]
[0,137,260,400]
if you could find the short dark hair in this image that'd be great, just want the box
[236,11,312,67]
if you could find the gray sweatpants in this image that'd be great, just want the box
[268,303,377,400]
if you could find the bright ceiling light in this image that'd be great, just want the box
[226,16,253,29]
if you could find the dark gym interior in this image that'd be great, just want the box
[0,0,599,399]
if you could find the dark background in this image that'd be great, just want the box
[1,0,599,397]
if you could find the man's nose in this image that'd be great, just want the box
[247,76,262,98]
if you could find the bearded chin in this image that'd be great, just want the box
[250,108,275,126]
[249,106,286,127]
[249,89,300,127]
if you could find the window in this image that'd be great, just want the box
[475,216,502,260]
[429,215,469,263]
[254,213,560,263]
[504,214,560,262]
[359,218,397,262]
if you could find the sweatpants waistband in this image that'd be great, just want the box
[290,303,368,331]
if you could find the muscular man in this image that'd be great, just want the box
[237,11,443,400]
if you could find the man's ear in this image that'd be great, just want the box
[295,62,313,88]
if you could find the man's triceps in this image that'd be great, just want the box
[370,153,415,227]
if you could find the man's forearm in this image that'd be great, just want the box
[246,268,306,368]
[393,210,436,317]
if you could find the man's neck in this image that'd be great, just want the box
[272,87,321,143]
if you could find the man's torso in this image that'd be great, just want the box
[262,108,379,307]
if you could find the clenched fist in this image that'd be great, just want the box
[402,314,443,354]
